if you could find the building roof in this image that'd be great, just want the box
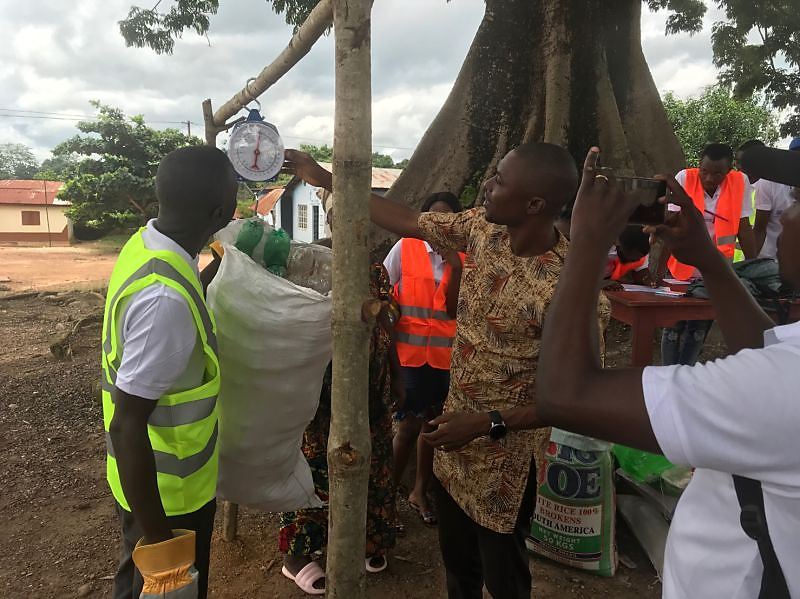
[317,163,401,190]
[256,188,285,216]
[0,180,68,206]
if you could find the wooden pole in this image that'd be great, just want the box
[222,501,238,542]
[202,98,241,540]
[326,0,373,597]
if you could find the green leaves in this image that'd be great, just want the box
[54,103,201,233]
[270,0,321,29]
[646,0,706,34]
[662,85,779,166]
[298,143,404,168]
[118,0,319,53]
[119,0,220,55]
[646,0,799,136]
[710,0,800,136]
[300,143,333,162]
[0,143,39,179]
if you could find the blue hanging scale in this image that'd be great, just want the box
[227,95,285,182]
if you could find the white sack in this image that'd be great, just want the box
[207,241,331,511]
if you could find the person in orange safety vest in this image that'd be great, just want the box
[603,225,653,290]
[661,143,757,366]
[383,191,464,528]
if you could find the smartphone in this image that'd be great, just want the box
[618,177,668,225]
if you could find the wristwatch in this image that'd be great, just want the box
[488,410,508,440]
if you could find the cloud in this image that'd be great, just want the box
[640,4,727,97]
[1,0,723,163]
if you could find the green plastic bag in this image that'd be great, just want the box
[263,228,290,276]
[234,220,264,257]
[613,445,673,484]
[528,429,617,577]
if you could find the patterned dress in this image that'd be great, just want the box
[278,263,397,558]
[418,207,610,534]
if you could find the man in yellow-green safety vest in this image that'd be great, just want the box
[103,146,237,599]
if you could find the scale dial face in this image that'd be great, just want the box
[228,121,284,181]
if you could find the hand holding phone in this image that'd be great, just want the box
[618,177,668,225]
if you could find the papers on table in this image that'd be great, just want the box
[662,278,690,285]
[621,284,684,297]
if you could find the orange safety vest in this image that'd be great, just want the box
[610,255,647,281]
[393,238,461,370]
[668,169,745,281]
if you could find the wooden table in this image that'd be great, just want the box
[604,290,714,367]
[605,289,800,366]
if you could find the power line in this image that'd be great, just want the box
[0,108,199,126]
[0,108,95,118]
[0,108,415,152]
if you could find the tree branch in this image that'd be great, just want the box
[207,0,333,138]
[128,196,147,215]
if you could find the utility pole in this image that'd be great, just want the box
[186,120,192,137]
[42,180,52,247]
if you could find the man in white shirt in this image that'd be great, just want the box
[425,145,800,599]
[753,138,800,259]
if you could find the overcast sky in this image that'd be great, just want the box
[1,0,727,162]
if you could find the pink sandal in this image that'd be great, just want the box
[366,555,387,573]
[281,561,326,595]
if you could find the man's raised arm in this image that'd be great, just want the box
[283,149,422,239]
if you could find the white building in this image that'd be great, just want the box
[263,163,402,243]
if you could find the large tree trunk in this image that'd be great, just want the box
[376,0,684,254]
[326,0,373,598]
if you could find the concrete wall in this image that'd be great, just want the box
[0,204,71,245]
[274,183,327,243]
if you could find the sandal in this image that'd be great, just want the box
[408,498,437,526]
[281,561,326,595]
[366,555,387,573]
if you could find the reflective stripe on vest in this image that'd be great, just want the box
[103,258,218,376]
[102,228,220,516]
[393,238,460,369]
[395,331,454,348]
[399,305,452,321]
[105,424,218,479]
[100,379,217,428]
[668,169,745,280]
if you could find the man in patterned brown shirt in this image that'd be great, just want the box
[285,144,609,599]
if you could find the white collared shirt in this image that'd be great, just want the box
[114,220,205,400]
[383,238,447,286]
[755,179,796,259]
[643,321,800,598]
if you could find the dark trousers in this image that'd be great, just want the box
[661,319,713,365]
[433,459,537,599]
[112,499,217,599]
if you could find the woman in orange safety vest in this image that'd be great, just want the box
[383,191,464,528]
